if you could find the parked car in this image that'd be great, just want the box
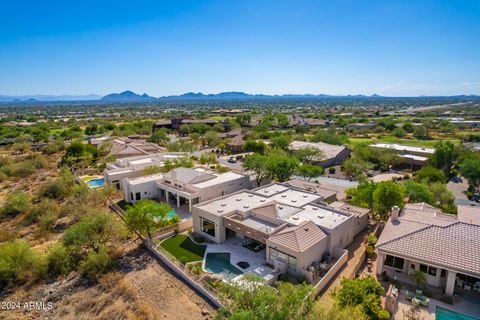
[228,157,237,163]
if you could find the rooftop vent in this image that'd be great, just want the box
[248,194,254,197]
[303,195,308,198]
[221,203,227,207]
[264,189,269,193]
[236,198,242,201]
[243,205,249,209]
[312,207,318,211]
[217,209,224,213]
[318,215,324,219]
[279,206,283,210]
[293,216,299,220]
[291,199,297,203]
[260,199,266,202]
[281,194,287,198]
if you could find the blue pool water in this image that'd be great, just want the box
[436,307,479,320]
[86,178,105,188]
[204,252,243,281]
[167,210,177,219]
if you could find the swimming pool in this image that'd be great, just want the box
[204,252,243,281]
[436,306,480,320]
[167,210,177,220]
[86,178,105,188]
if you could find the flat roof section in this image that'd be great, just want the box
[286,204,350,230]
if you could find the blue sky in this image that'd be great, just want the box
[1,0,479,96]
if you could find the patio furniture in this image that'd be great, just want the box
[464,284,471,291]
[456,277,464,287]
[474,282,480,293]
[412,297,429,307]
[405,290,415,300]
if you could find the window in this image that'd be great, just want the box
[135,192,141,201]
[192,197,200,205]
[201,217,215,238]
[384,255,404,270]
[420,264,437,276]
[130,192,134,201]
[410,264,416,270]
[269,248,297,271]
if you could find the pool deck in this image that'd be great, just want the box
[393,289,480,320]
[204,237,273,281]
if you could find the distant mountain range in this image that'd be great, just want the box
[1,90,480,103]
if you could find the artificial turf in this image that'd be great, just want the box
[160,235,206,263]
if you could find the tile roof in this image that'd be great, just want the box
[329,201,371,217]
[289,140,348,160]
[377,222,480,276]
[268,221,327,253]
[457,205,480,225]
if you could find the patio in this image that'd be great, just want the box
[205,237,274,281]
[393,289,480,320]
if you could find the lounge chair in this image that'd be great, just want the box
[464,284,471,291]
[405,290,415,300]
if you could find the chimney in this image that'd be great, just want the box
[391,206,400,221]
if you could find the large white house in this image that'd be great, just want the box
[376,203,480,297]
[123,167,251,212]
[369,143,435,167]
[104,153,188,190]
[192,183,370,282]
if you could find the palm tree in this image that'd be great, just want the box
[409,270,427,289]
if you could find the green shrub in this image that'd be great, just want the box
[47,243,73,276]
[0,241,46,289]
[378,309,390,320]
[366,234,378,246]
[79,247,114,282]
[329,167,336,174]
[0,191,31,218]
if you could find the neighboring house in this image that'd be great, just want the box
[329,201,370,236]
[376,203,480,297]
[123,167,250,212]
[192,183,368,282]
[457,204,480,225]
[226,135,245,154]
[346,122,376,130]
[104,153,188,189]
[449,120,480,128]
[109,137,166,158]
[152,117,230,132]
[369,143,434,167]
[289,140,350,168]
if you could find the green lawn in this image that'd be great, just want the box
[348,136,459,149]
[160,235,206,263]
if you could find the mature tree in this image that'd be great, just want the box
[413,126,431,140]
[370,148,401,171]
[391,127,406,138]
[459,154,480,190]
[342,157,374,179]
[404,181,435,205]
[372,181,405,220]
[414,166,446,184]
[432,141,455,177]
[85,123,99,136]
[124,200,172,239]
[346,181,377,208]
[265,150,299,182]
[216,274,315,320]
[275,113,290,128]
[63,211,124,253]
[205,130,222,147]
[164,157,194,171]
[243,140,268,154]
[334,276,384,320]
[297,164,324,181]
[311,130,347,145]
[235,113,252,127]
[293,146,324,164]
[429,182,456,214]
[200,152,218,166]
[270,135,291,151]
[148,129,169,145]
[243,154,271,187]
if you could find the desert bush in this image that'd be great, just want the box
[47,242,73,276]
[0,240,46,289]
[79,247,114,282]
[0,191,31,218]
